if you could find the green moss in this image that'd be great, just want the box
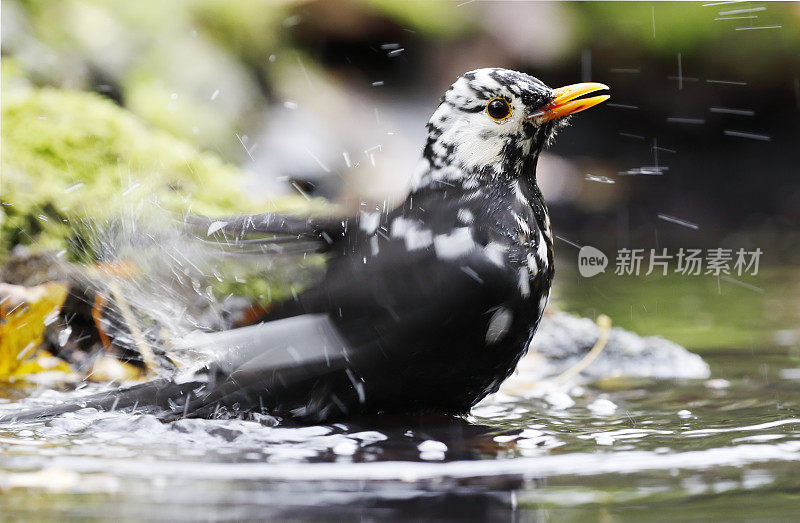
[361,0,472,37]
[7,1,265,160]
[0,87,326,257]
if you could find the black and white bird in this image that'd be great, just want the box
[7,69,608,424]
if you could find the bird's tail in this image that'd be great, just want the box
[1,314,354,424]
[0,379,205,424]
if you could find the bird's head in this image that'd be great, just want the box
[413,68,608,189]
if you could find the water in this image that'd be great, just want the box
[1,267,799,520]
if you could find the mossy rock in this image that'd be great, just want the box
[0,87,327,259]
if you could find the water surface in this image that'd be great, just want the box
[1,268,798,520]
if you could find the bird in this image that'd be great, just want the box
[5,68,608,424]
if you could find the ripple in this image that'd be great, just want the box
[2,441,800,484]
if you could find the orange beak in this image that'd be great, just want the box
[531,82,610,121]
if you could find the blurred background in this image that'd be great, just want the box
[2,0,799,349]
[2,4,800,518]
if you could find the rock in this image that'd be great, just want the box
[523,311,710,380]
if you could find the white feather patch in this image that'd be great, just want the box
[527,253,540,276]
[391,217,433,251]
[518,267,531,298]
[537,232,549,261]
[513,212,531,235]
[434,227,475,260]
[359,211,380,234]
[483,242,507,268]
[457,208,474,224]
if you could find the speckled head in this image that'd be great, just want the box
[412,68,608,189]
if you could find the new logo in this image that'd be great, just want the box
[578,246,608,277]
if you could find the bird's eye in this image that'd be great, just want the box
[486,98,511,121]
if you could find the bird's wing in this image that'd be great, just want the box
[186,212,345,256]
[173,314,359,420]
[173,314,350,373]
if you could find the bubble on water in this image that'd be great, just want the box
[418,440,447,453]
[587,398,618,416]
[349,431,388,444]
[544,391,575,410]
[471,404,508,418]
[779,369,800,380]
[595,435,614,445]
[332,439,359,456]
[419,450,445,461]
